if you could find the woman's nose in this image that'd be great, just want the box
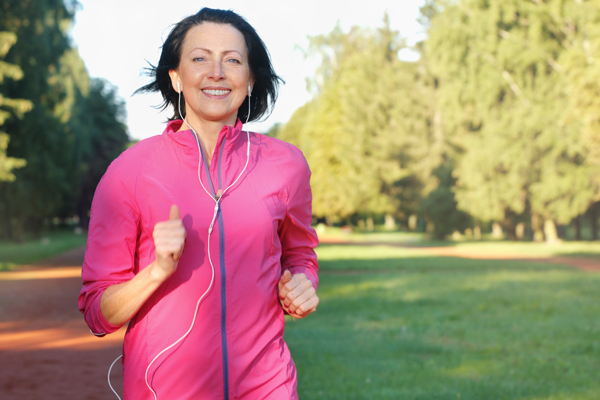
[209,61,226,81]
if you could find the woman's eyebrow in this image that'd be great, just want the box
[189,47,243,56]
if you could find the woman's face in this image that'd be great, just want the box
[169,22,253,128]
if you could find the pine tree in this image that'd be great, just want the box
[424,0,600,240]
[0,31,30,181]
[0,0,129,238]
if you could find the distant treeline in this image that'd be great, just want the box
[275,0,600,241]
[2,0,599,242]
[0,0,129,241]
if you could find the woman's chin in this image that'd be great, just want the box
[188,110,239,127]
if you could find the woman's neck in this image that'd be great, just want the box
[178,116,237,166]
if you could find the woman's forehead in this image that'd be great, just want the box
[182,22,247,55]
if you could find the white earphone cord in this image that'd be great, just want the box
[107,86,252,400]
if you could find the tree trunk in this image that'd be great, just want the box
[2,206,11,240]
[474,226,482,240]
[408,215,417,231]
[574,215,581,241]
[591,206,598,241]
[515,222,525,240]
[384,213,396,230]
[531,214,544,242]
[544,219,559,244]
[325,215,334,227]
[502,209,517,240]
[491,222,503,239]
[366,217,374,232]
[14,217,24,243]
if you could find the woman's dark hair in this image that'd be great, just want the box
[135,8,283,123]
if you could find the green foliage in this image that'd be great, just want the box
[559,0,600,206]
[420,161,472,239]
[0,30,30,182]
[0,0,79,237]
[66,77,129,227]
[0,0,129,238]
[280,15,438,223]
[264,121,282,137]
[424,0,600,231]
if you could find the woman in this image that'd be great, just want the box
[79,8,319,400]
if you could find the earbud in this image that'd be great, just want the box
[248,85,252,97]
[177,82,181,93]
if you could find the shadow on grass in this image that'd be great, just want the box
[318,256,575,274]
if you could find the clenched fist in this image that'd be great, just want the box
[278,270,319,319]
[151,204,186,281]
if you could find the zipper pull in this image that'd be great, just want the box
[208,202,219,234]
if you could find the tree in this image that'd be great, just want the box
[0,0,79,238]
[279,15,438,224]
[0,0,129,238]
[559,0,600,233]
[0,31,30,181]
[420,160,472,240]
[423,0,600,240]
[67,78,129,228]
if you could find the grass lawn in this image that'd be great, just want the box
[0,229,87,271]
[447,241,600,258]
[284,244,600,400]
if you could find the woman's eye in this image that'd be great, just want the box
[193,57,205,62]
[227,59,241,64]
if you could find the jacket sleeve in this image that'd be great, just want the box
[278,148,319,289]
[78,160,140,336]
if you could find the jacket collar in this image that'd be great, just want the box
[164,119,244,151]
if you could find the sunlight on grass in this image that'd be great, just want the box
[316,244,430,260]
[317,227,425,244]
[445,360,495,378]
[319,276,411,300]
[317,226,600,259]
[452,241,600,258]
[0,230,86,270]
[0,262,17,272]
[315,244,576,273]
[461,270,583,289]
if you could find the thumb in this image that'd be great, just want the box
[169,204,180,221]
[280,270,292,284]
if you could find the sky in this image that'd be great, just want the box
[71,0,426,140]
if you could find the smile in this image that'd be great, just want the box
[202,89,231,95]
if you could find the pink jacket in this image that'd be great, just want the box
[79,120,319,400]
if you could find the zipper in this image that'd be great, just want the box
[217,139,229,400]
[200,136,230,400]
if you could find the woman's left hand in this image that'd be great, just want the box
[278,271,319,318]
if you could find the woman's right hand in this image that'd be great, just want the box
[99,205,186,326]
[151,204,187,281]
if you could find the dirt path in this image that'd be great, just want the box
[1,241,597,399]
[424,246,600,272]
[0,247,126,400]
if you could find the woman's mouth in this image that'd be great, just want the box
[202,89,231,96]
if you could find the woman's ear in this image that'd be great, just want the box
[247,75,255,96]
[168,70,181,93]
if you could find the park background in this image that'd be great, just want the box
[1,0,600,399]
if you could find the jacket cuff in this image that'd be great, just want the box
[84,290,123,336]
[289,266,318,290]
